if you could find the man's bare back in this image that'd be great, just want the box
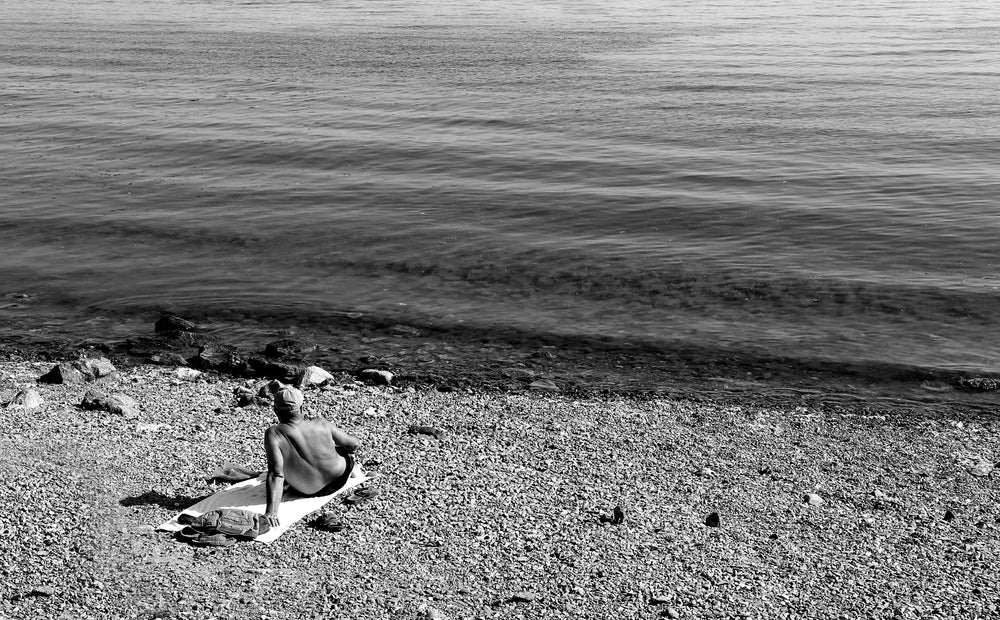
[263,386,360,526]
[265,419,357,494]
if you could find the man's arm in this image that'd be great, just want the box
[330,423,361,453]
[263,428,285,526]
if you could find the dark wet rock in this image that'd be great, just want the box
[38,362,85,385]
[358,368,393,386]
[510,592,535,603]
[704,512,721,527]
[955,377,1000,392]
[80,389,140,419]
[944,509,956,522]
[598,504,625,525]
[407,425,445,440]
[649,595,671,605]
[191,345,252,376]
[390,324,423,337]
[154,314,198,334]
[248,357,303,382]
[150,352,189,366]
[264,338,318,359]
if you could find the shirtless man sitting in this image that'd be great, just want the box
[263,385,361,528]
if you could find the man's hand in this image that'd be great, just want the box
[264,512,280,528]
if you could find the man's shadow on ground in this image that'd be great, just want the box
[119,490,211,510]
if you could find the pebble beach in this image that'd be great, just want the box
[2,357,998,620]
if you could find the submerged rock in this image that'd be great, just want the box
[154,314,198,334]
[955,377,1000,392]
[264,338,318,359]
[150,352,189,366]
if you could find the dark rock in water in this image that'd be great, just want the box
[358,369,393,386]
[81,389,140,419]
[390,324,423,337]
[38,362,85,385]
[955,377,1000,392]
[191,345,251,376]
[150,352,189,366]
[264,338,318,359]
[704,512,721,527]
[154,314,198,334]
[247,356,303,383]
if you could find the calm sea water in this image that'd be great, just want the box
[2,0,999,379]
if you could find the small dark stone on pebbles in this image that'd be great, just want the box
[704,512,721,527]
[510,592,535,603]
[649,595,670,605]
[407,425,444,440]
[768,533,779,540]
[599,505,624,525]
[944,510,955,521]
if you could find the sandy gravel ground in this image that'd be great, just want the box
[1,361,998,620]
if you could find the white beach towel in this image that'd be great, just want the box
[157,465,372,543]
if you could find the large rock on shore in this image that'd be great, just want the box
[80,389,140,419]
[37,357,117,384]
[248,357,303,383]
[5,389,43,410]
[297,365,334,388]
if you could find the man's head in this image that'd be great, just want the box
[273,385,304,421]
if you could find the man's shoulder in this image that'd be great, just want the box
[302,418,333,431]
